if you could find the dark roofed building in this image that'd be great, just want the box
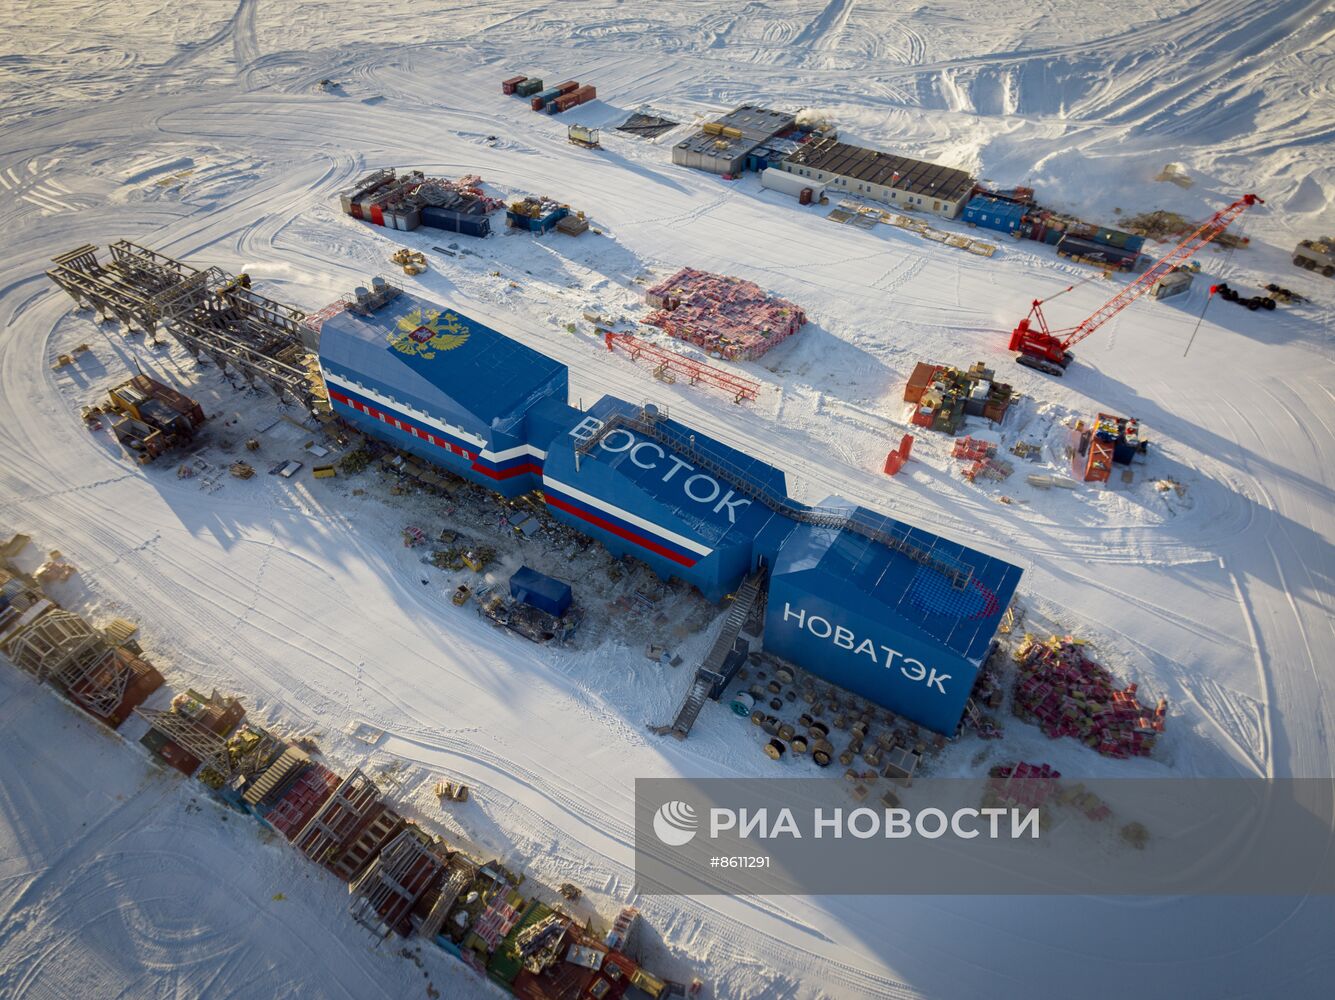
[780,138,974,219]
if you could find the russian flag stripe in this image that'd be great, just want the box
[544,493,698,568]
[328,389,541,479]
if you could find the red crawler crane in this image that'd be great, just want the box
[1008,194,1262,375]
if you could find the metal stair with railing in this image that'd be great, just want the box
[577,405,974,590]
[665,566,768,738]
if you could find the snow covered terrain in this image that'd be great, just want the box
[1,2,1332,998]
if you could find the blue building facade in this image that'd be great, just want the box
[762,515,1021,733]
[318,290,1023,732]
[319,294,571,497]
[962,195,1027,234]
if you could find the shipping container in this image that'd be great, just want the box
[1057,234,1139,270]
[501,75,527,95]
[515,78,543,97]
[420,205,490,238]
[963,195,1025,234]
[1093,227,1146,253]
[553,80,579,95]
[530,86,563,110]
[509,566,573,617]
[573,84,595,101]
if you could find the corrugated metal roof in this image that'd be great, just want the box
[319,293,567,434]
[712,104,795,142]
[774,509,1021,664]
[783,138,974,201]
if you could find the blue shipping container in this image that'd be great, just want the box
[510,566,573,616]
[531,87,563,108]
[963,196,1026,234]
[420,206,490,238]
[1058,234,1139,270]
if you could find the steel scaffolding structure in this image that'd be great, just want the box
[6,609,130,720]
[294,768,386,867]
[348,828,449,938]
[134,703,279,782]
[47,241,319,408]
[134,707,232,776]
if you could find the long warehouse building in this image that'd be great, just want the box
[316,287,1021,733]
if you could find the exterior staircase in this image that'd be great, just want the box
[666,566,768,738]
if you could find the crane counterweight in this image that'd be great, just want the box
[1009,194,1262,376]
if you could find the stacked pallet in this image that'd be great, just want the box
[951,436,1012,482]
[643,267,806,360]
[1013,635,1166,758]
[982,761,1060,810]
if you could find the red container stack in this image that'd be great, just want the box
[552,83,597,114]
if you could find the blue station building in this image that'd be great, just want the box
[319,287,1022,734]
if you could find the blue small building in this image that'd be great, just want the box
[963,195,1027,234]
[509,566,573,616]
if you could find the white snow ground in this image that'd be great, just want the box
[1,2,1333,998]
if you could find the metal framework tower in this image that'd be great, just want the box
[47,241,319,409]
[6,609,130,720]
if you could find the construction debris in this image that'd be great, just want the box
[1153,163,1194,189]
[983,762,1061,811]
[230,461,255,479]
[1074,414,1146,483]
[601,329,760,403]
[1013,634,1166,758]
[1123,209,1250,249]
[644,266,806,360]
[35,550,77,585]
[390,248,427,276]
[905,361,1013,434]
[1263,282,1306,305]
[506,195,574,235]
[435,780,470,803]
[616,109,680,139]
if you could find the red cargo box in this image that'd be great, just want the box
[502,75,527,95]
[574,84,596,101]
[553,80,579,95]
[530,96,545,111]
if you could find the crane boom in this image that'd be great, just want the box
[1061,193,1262,350]
[1008,193,1262,375]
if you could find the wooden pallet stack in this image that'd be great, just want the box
[1013,635,1166,758]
